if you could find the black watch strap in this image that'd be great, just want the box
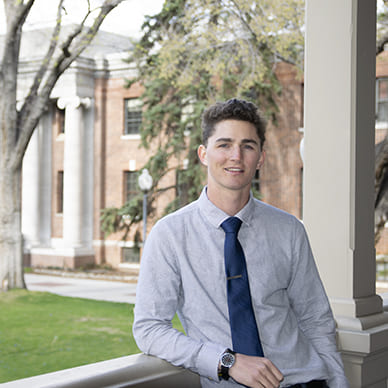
[220,364,230,381]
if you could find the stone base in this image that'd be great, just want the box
[337,314,388,388]
[342,349,388,388]
[29,250,95,269]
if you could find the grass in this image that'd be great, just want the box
[0,289,183,383]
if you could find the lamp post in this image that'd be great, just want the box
[138,169,153,244]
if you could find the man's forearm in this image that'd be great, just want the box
[133,315,225,381]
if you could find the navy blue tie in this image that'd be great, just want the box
[221,217,264,357]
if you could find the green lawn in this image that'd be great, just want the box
[0,289,182,383]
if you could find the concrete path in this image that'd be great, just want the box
[25,273,388,307]
[25,273,137,304]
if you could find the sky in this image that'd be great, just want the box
[1,0,386,37]
[0,0,165,38]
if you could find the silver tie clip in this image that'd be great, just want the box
[227,274,243,280]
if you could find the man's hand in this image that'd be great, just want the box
[229,353,284,388]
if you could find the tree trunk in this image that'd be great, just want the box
[0,165,25,291]
[0,0,125,291]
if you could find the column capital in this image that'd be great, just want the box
[57,96,91,110]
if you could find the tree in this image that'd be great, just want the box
[377,0,388,55]
[101,0,304,239]
[375,0,388,244]
[0,0,125,291]
[375,138,388,244]
[100,0,388,248]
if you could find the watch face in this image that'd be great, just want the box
[221,352,235,367]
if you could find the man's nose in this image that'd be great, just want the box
[230,145,241,160]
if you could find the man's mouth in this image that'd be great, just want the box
[225,167,244,172]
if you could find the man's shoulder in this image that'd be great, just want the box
[251,197,293,217]
[154,200,200,229]
[168,199,199,219]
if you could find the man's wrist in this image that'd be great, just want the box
[218,349,236,380]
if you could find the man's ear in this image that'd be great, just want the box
[197,145,208,166]
[257,149,265,169]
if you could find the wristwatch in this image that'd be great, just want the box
[219,349,236,380]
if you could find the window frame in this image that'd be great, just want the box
[124,98,142,135]
[124,170,139,204]
[121,246,140,264]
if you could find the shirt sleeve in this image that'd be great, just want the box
[132,219,226,382]
[287,220,349,388]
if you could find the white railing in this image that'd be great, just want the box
[1,353,200,388]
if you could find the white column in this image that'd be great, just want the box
[38,112,53,246]
[83,100,94,249]
[22,126,40,248]
[58,96,92,253]
[22,111,52,249]
[304,1,388,387]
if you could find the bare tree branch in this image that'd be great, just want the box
[24,0,65,101]
[0,0,127,289]
[2,0,34,38]
[10,0,125,170]
[0,0,34,89]
[0,1,35,170]
[58,0,124,69]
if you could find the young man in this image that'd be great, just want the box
[133,99,348,388]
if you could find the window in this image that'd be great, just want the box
[376,78,388,124]
[122,247,140,264]
[124,171,139,203]
[57,171,64,213]
[124,98,142,135]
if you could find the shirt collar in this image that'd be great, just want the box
[198,186,256,229]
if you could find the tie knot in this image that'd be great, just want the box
[221,217,242,234]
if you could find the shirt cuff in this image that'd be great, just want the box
[327,375,350,388]
[196,342,227,382]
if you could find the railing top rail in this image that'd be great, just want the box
[1,353,200,388]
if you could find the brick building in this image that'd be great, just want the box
[374,49,388,255]
[19,27,388,268]
[18,28,312,270]
[260,62,304,219]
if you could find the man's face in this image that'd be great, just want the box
[198,119,264,196]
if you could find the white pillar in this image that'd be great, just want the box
[22,126,40,248]
[38,112,53,246]
[22,111,52,249]
[304,1,388,387]
[83,99,94,249]
[58,96,92,253]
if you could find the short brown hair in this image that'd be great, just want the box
[201,98,266,147]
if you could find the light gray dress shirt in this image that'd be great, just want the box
[133,188,349,387]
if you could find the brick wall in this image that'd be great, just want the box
[92,64,306,267]
[375,51,388,255]
[260,62,304,218]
